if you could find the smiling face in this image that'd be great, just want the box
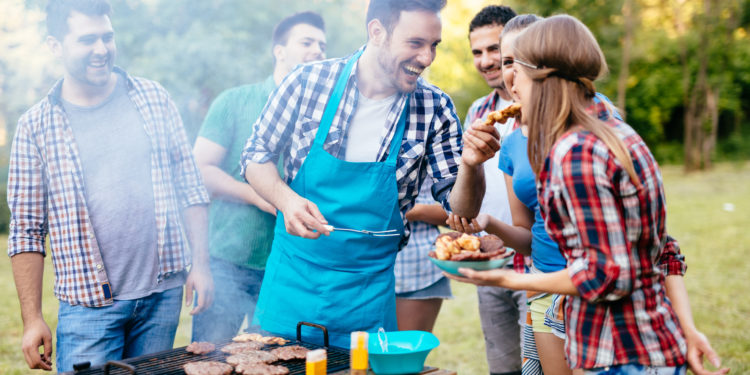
[500,30,520,102]
[52,11,116,91]
[510,61,534,117]
[275,23,327,75]
[376,10,442,93]
[469,24,504,90]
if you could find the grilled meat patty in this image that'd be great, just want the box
[220,341,265,354]
[233,333,289,345]
[183,361,233,375]
[269,345,309,360]
[186,341,216,355]
[225,350,278,366]
[234,363,290,375]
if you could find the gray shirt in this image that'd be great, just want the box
[63,76,184,300]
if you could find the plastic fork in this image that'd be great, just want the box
[323,225,400,237]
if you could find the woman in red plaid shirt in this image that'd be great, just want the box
[448,15,728,375]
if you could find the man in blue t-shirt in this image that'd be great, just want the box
[191,11,327,342]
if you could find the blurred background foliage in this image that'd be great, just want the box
[1,0,749,233]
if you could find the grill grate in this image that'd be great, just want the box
[66,340,350,375]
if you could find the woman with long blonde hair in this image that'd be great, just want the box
[448,15,727,375]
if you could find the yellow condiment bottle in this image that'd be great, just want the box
[350,331,368,375]
[306,348,327,375]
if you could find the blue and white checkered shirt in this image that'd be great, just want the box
[394,179,444,293]
[241,47,463,242]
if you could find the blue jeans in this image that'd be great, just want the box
[191,256,265,342]
[56,286,182,372]
[584,364,687,375]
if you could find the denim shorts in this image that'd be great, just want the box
[395,276,452,299]
[584,364,687,375]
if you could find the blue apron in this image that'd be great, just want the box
[254,50,407,348]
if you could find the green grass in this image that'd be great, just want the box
[2,162,749,374]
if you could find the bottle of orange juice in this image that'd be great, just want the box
[306,348,327,375]
[350,331,368,375]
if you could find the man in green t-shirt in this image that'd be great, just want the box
[191,11,327,342]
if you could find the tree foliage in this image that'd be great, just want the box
[1,0,749,169]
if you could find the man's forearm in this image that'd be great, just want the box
[405,204,448,226]
[182,205,209,268]
[245,162,295,212]
[200,165,271,208]
[449,163,485,218]
[11,252,45,324]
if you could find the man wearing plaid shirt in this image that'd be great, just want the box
[241,0,498,347]
[7,0,212,371]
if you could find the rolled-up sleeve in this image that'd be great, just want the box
[427,92,462,212]
[544,142,635,303]
[7,115,48,257]
[658,235,687,276]
[240,68,304,179]
[165,93,209,208]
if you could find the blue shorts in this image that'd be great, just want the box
[584,364,687,375]
[395,276,452,299]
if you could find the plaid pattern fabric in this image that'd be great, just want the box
[466,91,528,274]
[537,100,687,368]
[7,67,209,307]
[394,180,443,294]
[465,90,501,126]
[241,47,462,240]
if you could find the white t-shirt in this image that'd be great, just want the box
[344,93,398,162]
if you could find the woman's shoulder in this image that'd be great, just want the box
[548,129,595,161]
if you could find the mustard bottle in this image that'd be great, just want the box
[306,348,327,375]
[350,331,368,375]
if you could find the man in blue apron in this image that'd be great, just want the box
[240,0,500,348]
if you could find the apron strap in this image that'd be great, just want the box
[385,101,408,165]
[313,49,410,166]
[313,50,363,148]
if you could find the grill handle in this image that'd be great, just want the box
[297,321,329,348]
[73,361,91,371]
[103,360,136,375]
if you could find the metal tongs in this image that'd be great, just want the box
[323,225,400,237]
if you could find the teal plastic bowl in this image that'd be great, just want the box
[368,330,440,374]
[428,249,515,276]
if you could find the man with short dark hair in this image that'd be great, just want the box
[7,0,212,371]
[241,0,498,348]
[465,5,526,375]
[191,11,326,343]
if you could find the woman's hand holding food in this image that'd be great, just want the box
[446,213,489,234]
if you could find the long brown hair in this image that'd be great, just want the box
[512,15,637,181]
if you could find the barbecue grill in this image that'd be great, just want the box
[64,322,350,375]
